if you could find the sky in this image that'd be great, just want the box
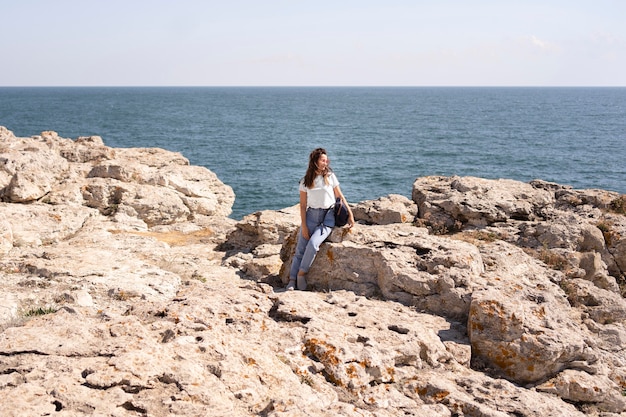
[1,0,625,86]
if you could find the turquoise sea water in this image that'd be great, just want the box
[1,87,625,219]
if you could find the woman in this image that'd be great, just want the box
[287,148,355,291]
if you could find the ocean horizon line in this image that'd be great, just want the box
[2,85,625,89]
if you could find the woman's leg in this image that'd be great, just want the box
[289,229,308,283]
[289,208,332,290]
[298,224,332,275]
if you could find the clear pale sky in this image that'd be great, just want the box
[2,0,625,86]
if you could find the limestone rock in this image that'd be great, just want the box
[413,175,626,293]
[0,212,13,254]
[412,176,555,232]
[220,205,300,251]
[0,203,96,247]
[537,369,626,413]
[0,129,235,221]
[352,194,417,225]
[1,128,625,417]
[243,253,282,280]
[0,125,14,140]
[469,286,587,383]
[280,223,484,320]
[562,278,626,325]
[616,238,626,273]
[467,242,592,384]
[1,147,69,202]
[59,135,115,163]
[578,251,620,292]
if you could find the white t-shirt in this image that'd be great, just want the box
[299,173,339,209]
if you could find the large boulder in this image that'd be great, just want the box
[0,145,69,202]
[86,154,234,219]
[562,278,626,325]
[82,178,192,226]
[280,223,485,320]
[0,129,235,223]
[220,205,301,252]
[467,243,591,384]
[412,176,555,232]
[351,194,417,225]
[537,369,626,413]
[413,176,626,293]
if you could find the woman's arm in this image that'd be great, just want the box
[333,185,355,227]
[299,190,310,239]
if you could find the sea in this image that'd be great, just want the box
[1,87,625,219]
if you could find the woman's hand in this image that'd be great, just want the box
[334,185,355,229]
[299,190,309,239]
[346,212,355,228]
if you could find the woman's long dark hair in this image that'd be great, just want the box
[303,148,332,188]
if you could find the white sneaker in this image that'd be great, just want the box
[297,274,307,291]
[286,279,296,291]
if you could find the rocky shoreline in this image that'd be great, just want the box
[1,126,625,416]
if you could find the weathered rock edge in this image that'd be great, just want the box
[1,127,625,417]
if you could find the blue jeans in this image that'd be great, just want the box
[289,207,335,280]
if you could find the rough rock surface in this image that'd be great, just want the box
[1,127,625,416]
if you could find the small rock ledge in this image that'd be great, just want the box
[1,127,625,416]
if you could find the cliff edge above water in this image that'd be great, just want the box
[1,126,626,416]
